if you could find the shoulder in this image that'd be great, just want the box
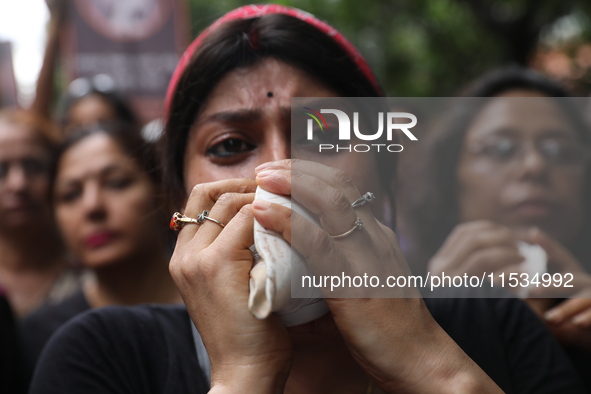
[59,302,190,335]
[425,289,584,393]
[20,290,89,336]
[40,303,193,360]
[30,304,208,394]
[19,290,91,380]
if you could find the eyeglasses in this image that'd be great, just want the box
[67,74,116,99]
[0,159,50,181]
[466,136,590,168]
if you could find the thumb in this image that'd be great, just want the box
[528,227,582,273]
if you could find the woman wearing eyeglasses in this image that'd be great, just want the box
[401,66,591,391]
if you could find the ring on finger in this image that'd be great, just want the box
[198,209,226,228]
[351,192,375,208]
[330,217,363,239]
[169,210,225,231]
[170,212,200,231]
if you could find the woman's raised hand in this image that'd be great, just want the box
[527,229,591,352]
[169,179,291,394]
[428,221,524,279]
[253,159,502,393]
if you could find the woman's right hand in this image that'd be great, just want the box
[168,179,292,394]
[428,221,524,280]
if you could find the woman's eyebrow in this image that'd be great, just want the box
[480,127,518,137]
[100,164,127,176]
[539,128,578,139]
[57,164,126,185]
[202,109,263,124]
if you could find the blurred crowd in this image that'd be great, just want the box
[1,1,591,393]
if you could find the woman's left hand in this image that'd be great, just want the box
[527,229,591,352]
[253,159,502,394]
[544,296,591,352]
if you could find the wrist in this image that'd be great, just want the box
[383,325,501,394]
[210,362,291,394]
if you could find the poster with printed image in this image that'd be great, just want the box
[62,0,189,123]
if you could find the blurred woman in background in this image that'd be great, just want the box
[58,75,139,133]
[401,66,591,390]
[19,122,180,387]
[0,108,76,318]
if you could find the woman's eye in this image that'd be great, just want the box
[540,139,586,164]
[493,139,515,157]
[540,140,562,158]
[481,138,516,159]
[207,138,256,157]
[311,131,339,145]
[105,177,132,190]
[57,189,81,204]
[294,127,340,147]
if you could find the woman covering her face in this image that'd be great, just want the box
[30,6,584,394]
[401,67,591,390]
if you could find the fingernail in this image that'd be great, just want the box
[257,169,274,179]
[572,314,589,327]
[252,200,271,210]
[544,309,561,323]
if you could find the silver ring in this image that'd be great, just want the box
[330,217,363,239]
[198,210,225,228]
[351,192,375,208]
[196,210,209,224]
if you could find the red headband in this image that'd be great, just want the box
[165,4,384,115]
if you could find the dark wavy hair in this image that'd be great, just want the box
[162,14,393,216]
[0,107,61,149]
[401,67,591,273]
[59,88,138,131]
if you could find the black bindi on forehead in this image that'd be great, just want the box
[267,91,273,98]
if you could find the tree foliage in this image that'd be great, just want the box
[186,0,591,96]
